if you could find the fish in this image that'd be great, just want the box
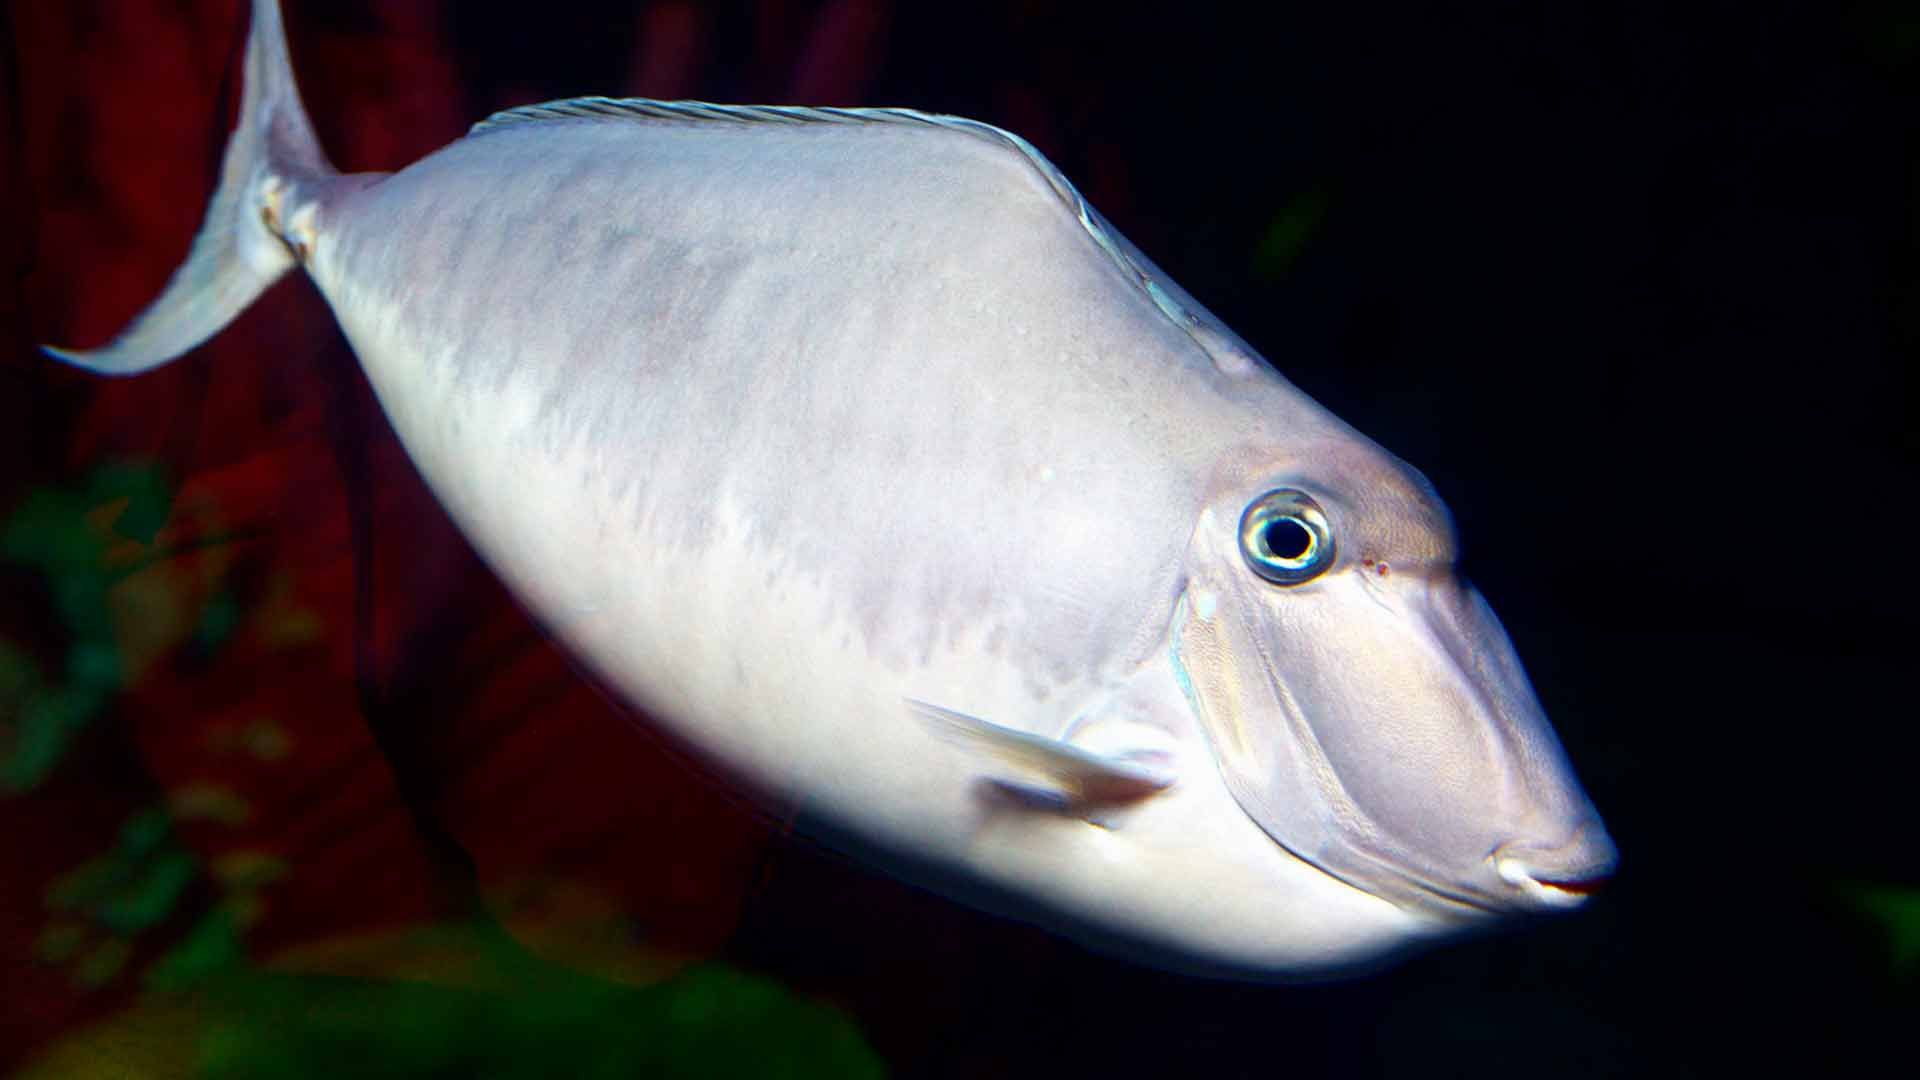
[46,0,1616,977]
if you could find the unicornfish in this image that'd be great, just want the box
[46,0,1617,976]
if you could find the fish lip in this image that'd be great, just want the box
[1491,831,1619,910]
[1493,857,1608,908]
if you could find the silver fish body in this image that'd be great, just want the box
[48,0,1614,976]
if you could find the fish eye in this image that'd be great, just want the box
[1238,489,1335,585]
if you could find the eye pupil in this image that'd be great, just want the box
[1237,488,1335,586]
[1263,518,1313,561]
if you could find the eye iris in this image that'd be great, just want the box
[1237,488,1335,586]
[1262,517,1313,562]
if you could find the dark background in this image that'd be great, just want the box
[2,1,1914,1076]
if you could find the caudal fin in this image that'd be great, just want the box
[45,0,335,375]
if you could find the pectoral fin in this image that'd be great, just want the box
[907,699,1176,810]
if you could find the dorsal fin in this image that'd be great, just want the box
[468,96,1260,375]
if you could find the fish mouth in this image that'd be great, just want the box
[1494,858,1611,909]
[1329,848,1615,918]
[1491,830,1619,910]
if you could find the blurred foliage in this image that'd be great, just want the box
[0,461,174,791]
[0,455,285,997]
[1252,187,1329,280]
[37,803,295,996]
[36,807,199,989]
[147,904,249,994]
[47,808,193,935]
[1841,882,1920,983]
[167,783,255,827]
[23,920,886,1079]
[5,461,880,1075]
[196,950,885,1078]
[0,636,114,793]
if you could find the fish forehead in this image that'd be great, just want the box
[1203,429,1460,574]
[312,115,1308,692]
[1314,445,1458,570]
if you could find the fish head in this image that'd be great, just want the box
[1171,436,1616,918]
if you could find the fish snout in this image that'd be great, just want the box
[1491,822,1619,909]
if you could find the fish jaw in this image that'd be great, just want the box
[938,647,1461,978]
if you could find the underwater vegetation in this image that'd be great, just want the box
[20,918,883,1079]
[1842,884,1920,984]
[0,463,883,1076]
[2,462,180,793]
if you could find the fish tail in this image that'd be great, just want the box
[44,0,337,375]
